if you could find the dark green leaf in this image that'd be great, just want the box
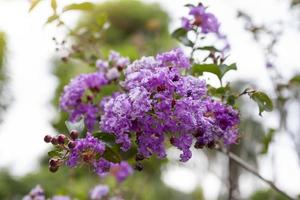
[184,4,195,8]
[261,128,276,154]
[227,95,236,106]
[192,64,221,78]
[63,2,95,12]
[251,92,273,116]
[29,0,42,12]
[102,146,121,163]
[196,46,220,52]
[171,28,193,47]
[93,132,115,146]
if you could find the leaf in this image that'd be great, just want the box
[251,92,273,116]
[102,146,121,163]
[219,63,237,78]
[261,128,276,154]
[172,28,193,47]
[96,13,107,28]
[51,0,57,12]
[63,2,95,12]
[184,4,195,8]
[93,132,115,146]
[192,64,221,78]
[289,74,300,85]
[65,118,85,135]
[45,14,59,24]
[196,46,220,52]
[29,0,42,12]
[48,150,60,158]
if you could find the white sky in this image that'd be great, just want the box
[0,0,300,199]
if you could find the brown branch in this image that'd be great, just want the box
[218,148,295,200]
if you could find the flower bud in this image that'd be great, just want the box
[49,165,59,173]
[134,162,143,171]
[70,130,79,140]
[68,141,76,149]
[44,135,52,143]
[57,134,66,144]
[51,137,58,145]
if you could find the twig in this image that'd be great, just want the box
[218,148,295,200]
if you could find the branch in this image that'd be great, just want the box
[218,148,295,200]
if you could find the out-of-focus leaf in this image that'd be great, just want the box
[93,132,115,146]
[289,74,300,85]
[48,150,60,158]
[51,0,57,12]
[45,14,59,24]
[96,13,107,28]
[184,4,195,8]
[172,28,193,47]
[196,46,220,52]
[103,146,121,163]
[65,118,85,135]
[63,2,95,12]
[220,63,237,78]
[29,0,42,12]
[261,128,276,154]
[251,92,273,116]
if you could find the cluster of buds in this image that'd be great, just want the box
[43,130,79,173]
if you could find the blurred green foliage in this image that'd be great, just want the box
[0,31,8,123]
[250,189,290,200]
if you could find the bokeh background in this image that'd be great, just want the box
[0,0,300,199]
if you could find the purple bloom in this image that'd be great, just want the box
[51,196,71,200]
[66,133,110,175]
[110,161,133,183]
[181,17,192,31]
[22,185,45,200]
[89,185,109,200]
[100,48,240,162]
[60,72,108,131]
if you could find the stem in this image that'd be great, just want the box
[218,148,295,200]
[228,149,235,200]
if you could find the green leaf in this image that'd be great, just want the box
[219,63,237,78]
[51,0,57,12]
[289,74,300,85]
[196,46,220,52]
[192,64,221,78]
[29,0,42,12]
[261,128,276,154]
[63,2,95,12]
[172,28,193,47]
[65,118,85,135]
[96,13,107,28]
[93,132,115,146]
[102,146,121,163]
[251,92,273,116]
[48,150,60,158]
[45,14,59,24]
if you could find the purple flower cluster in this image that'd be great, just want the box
[60,72,108,131]
[181,4,220,35]
[66,133,133,181]
[96,50,130,81]
[22,185,45,200]
[89,185,109,200]
[110,161,133,183]
[66,132,109,175]
[100,48,239,162]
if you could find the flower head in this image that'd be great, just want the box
[89,185,109,200]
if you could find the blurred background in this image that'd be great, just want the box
[0,0,300,199]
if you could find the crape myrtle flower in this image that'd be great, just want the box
[66,132,110,175]
[110,161,134,183]
[100,48,239,162]
[89,185,109,200]
[181,3,220,35]
[22,185,45,200]
[96,50,130,81]
[51,196,71,200]
[60,72,108,131]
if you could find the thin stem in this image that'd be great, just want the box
[218,148,295,200]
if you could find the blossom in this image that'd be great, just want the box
[182,4,220,35]
[60,72,108,131]
[66,133,109,175]
[51,196,71,200]
[110,161,133,183]
[22,185,45,200]
[89,185,109,200]
[100,48,240,162]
